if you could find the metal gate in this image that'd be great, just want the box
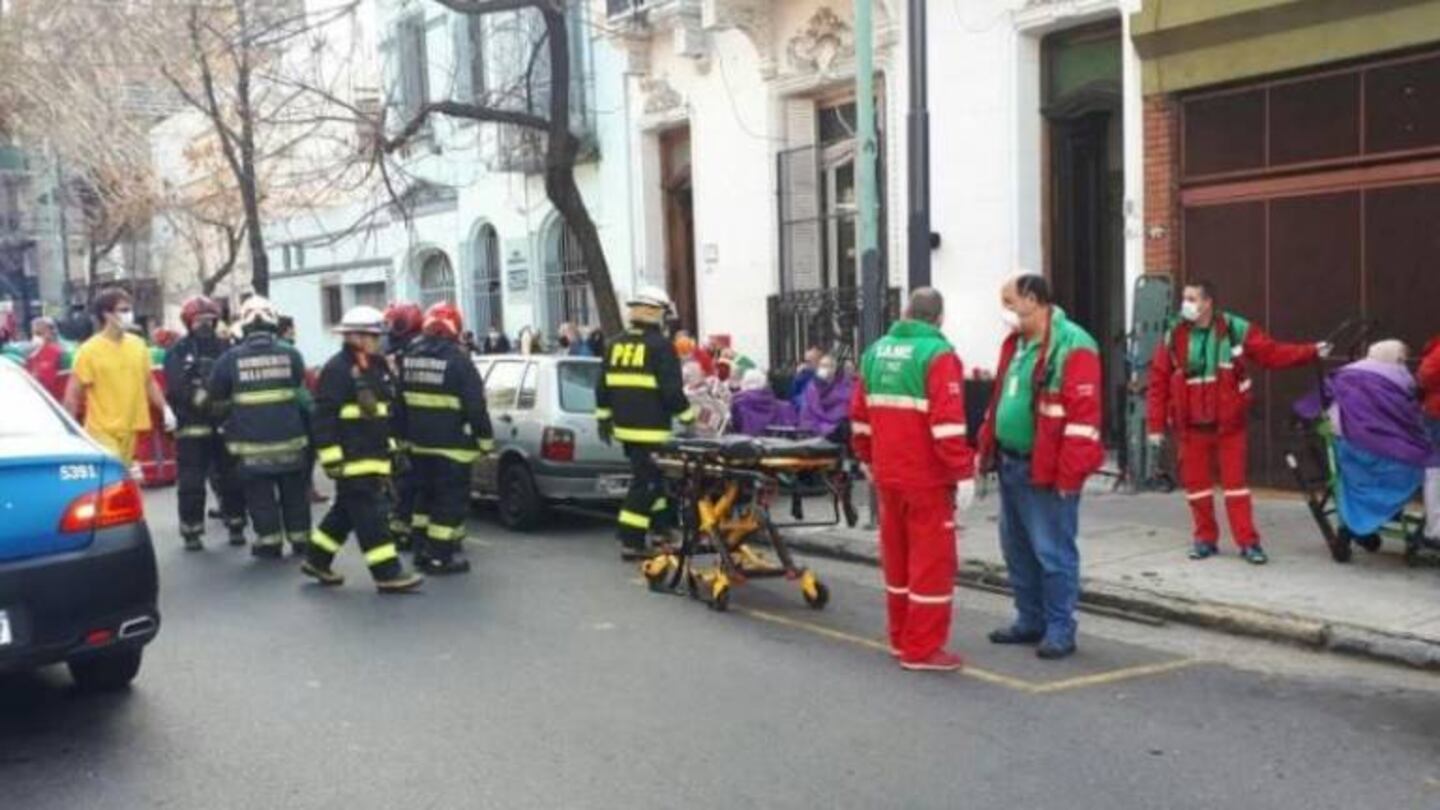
[767,286,900,372]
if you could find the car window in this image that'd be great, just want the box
[0,368,72,437]
[558,361,600,414]
[485,361,525,411]
[517,363,538,410]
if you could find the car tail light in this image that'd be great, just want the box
[60,479,145,534]
[541,427,576,462]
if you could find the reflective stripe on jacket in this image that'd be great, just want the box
[206,331,309,473]
[396,336,494,463]
[595,325,693,445]
[313,347,396,478]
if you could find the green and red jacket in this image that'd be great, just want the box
[1147,312,1316,436]
[849,319,974,489]
[978,308,1104,492]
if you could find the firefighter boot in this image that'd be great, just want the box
[375,570,425,594]
[417,554,471,576]
[300,561,345,587]
[182,530,204,552]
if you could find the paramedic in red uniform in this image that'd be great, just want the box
[1147,280,1329,564]
[850,288,975,672]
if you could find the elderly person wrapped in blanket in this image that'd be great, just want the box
[1295,340,1440,538]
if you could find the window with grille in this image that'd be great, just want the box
[418,252,455,308]
[351,282,387,310]
[472,224,503,332]
[395,14,429,123]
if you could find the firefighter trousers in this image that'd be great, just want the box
[409,454,470,562]
[877,485,958,661]
[177,434,245,538]
[390,458,418,542]
[308,476,402,581]
[241,468,312,550]
[1179,428,1258,547]
[618,444,671,549]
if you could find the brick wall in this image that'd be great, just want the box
[1143,95,1179,277]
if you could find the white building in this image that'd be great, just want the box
[606,0,1144,424]
[266,0,640,365]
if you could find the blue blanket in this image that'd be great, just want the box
[1335,438,1422,536]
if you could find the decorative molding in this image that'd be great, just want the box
[640,76,685,115]
[701,0,776,78]
[786,7,854,77]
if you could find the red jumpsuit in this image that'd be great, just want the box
[850,326,974,662]
[1147,313,1316,547]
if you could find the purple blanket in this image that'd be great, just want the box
[800,374,854,439]
[731,390,797,436]
[1295,360,1439,467]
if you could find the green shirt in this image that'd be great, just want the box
[995,337,1039,453]
[1187,326,1213,378]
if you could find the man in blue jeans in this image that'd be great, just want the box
[977,275,1105,659]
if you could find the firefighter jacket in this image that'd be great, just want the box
[206,331,310,474]
[165,332,228,439]
[977,308,1104,492]
[850,319,974,489]
[595,324,694,444]
[1147,312,1317,437]
[313,347,396,478]
[395,336,494,463]
[384,333,414,436]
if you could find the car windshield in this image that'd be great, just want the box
[558,361,600,414]
[0,367,72,438]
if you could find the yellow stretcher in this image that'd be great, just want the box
[641,436,858,612]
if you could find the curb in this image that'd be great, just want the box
[788,534,1440,672]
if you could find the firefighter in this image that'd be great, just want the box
[382,302,424,551]
[165,295,246,551]
[302,306,423,593]
[207,296,312,559]
[595,285,695,560]
[396,302,494,575]
[1147,280,1329,564]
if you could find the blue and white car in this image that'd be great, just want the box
[0,359,160,691]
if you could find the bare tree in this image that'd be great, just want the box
[380,0,623,335]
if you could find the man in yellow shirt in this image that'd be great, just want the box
[64,288,169,466]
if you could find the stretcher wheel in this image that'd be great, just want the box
[1329,527,1354,564]
[1354,533,1382,553]
[798,570,828,610]
[642,555,677,592]
[708,577,731,612]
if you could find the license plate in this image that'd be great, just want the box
[0,610,11,647]
[597,475,630,496]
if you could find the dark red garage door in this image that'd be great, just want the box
[1179,50,1440,485]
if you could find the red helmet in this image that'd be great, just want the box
[422,302,463,340]
[180,295,222,331]
[152,327,180,349]
[384,302,424,339]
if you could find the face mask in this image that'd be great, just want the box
[116,310,135,328]
[816,366,834,382]
[1180,301,1202,322]
[1000,308,1021,331]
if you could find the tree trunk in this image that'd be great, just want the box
[539,8,621,337]
[239,178,268,295]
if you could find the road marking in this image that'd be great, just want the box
[737,607,1200,694]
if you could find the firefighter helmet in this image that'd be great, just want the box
[238,295,279,331]
[180,295,222,331]
[384,301,424,339]
[422,302,463,340]
[335,305,386,335]
[627,285,673,311]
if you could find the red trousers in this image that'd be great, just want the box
[1179,428,1258,547]
[877,485,957,661]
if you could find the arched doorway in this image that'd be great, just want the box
[417,250,455,308]
[541,218,591,337]
[472,225,503,332]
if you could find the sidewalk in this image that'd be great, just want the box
[790,488,1440,670]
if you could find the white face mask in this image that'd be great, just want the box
[1180,300,1202,322]
[114,310,135,328]
[1000,308,1021,332]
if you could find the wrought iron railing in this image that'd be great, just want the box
[767,286,900,371]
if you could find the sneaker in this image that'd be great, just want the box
[899,650,966,672]
[300,561,344,587]
[182,534,204,552]
[251,543,284,560]
[988,626,1044,645]
[1036,640,1077,660]
[376,571,424,594]
[1241,545,1269,565]
[417,556,471,576]
[1188,542,1219,560]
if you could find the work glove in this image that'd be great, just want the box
[597,420,613,447]
[954,478,976,512]
[1316,341,1333,359]
[162,405,177,433]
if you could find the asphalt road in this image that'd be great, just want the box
[2,487,1439,810]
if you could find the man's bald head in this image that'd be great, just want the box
[906,287,944,326]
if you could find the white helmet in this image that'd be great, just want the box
[627,284,672,311]
[335,305,386,335]
[238,295,279,331]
